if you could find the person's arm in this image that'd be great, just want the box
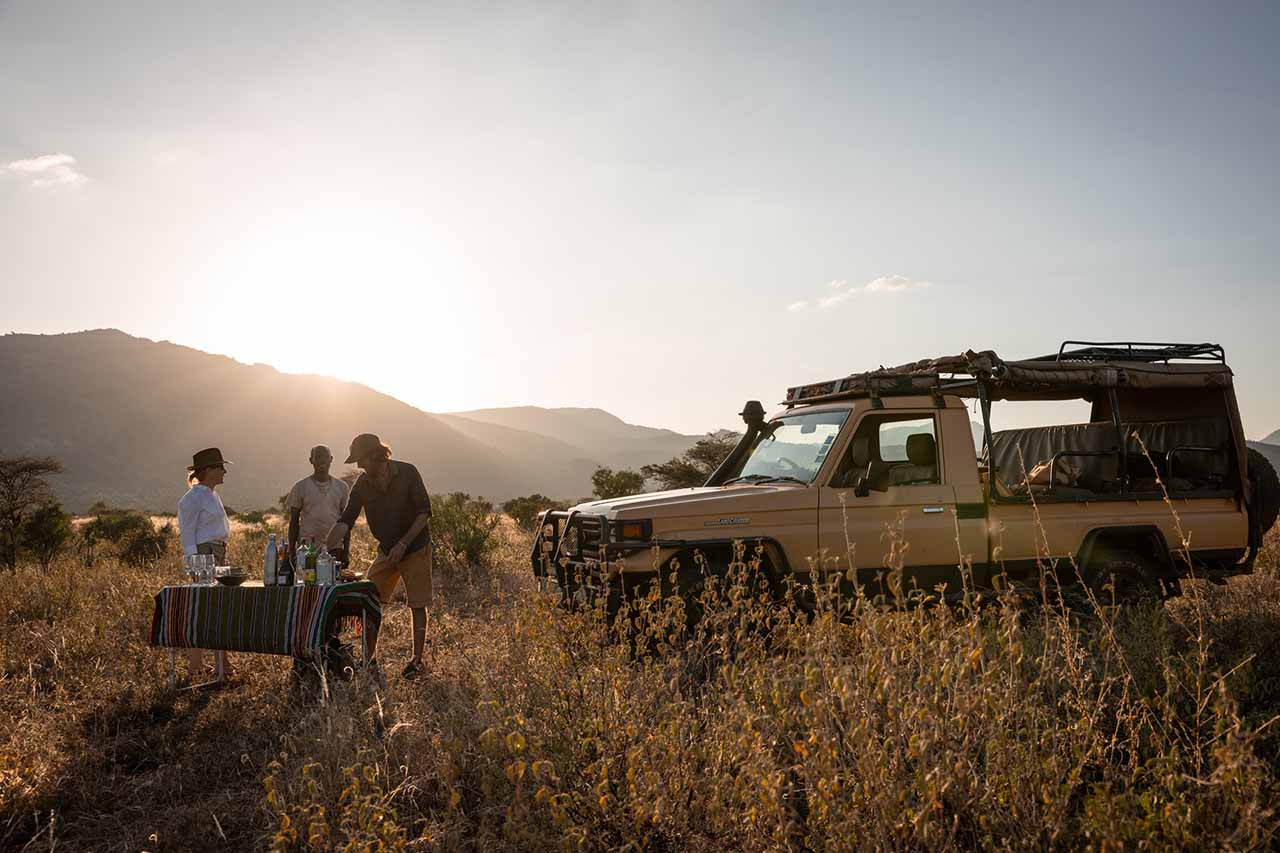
[288,509,301,551]
[338,480,352,556]
[386,465,433,562]
[178,496,198,556]
[386,512,430,563]
[326,485,363,550]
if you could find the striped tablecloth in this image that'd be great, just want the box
[149,581,381,657]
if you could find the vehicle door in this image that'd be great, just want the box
[817,410,970,599]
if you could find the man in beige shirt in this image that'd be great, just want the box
[287,445,351,560]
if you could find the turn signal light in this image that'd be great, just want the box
[615,520,652,541]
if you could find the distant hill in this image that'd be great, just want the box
[1249,441,1280,473]
[449,406,701,471]
[0,331,700,512]
[1264,429,1280,445]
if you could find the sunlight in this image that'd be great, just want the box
[199,206,474,410]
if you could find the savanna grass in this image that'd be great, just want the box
[0,514,1278,850]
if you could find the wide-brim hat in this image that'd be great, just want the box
[188,447,232,471]
[345,433,384,464]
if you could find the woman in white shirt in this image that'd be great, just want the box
[177,447,233,677]
[178,447,232,563]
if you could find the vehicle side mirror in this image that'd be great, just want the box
[854,479,870,498]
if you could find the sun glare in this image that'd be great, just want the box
[199,207,472,410]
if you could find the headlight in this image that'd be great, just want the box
[612,519,652,541]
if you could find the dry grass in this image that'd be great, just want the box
[1,520,1279,851]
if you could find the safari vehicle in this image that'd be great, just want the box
[532,342,1280,609]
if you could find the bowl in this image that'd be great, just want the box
[217,572,249,586]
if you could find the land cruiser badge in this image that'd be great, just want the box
[704,516,750,527]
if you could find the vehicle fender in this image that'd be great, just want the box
[1075,525,1174,576]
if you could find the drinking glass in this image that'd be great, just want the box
[200,554,214,585]
[183,555,198,585]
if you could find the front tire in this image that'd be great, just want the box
[1247,448,1280,537]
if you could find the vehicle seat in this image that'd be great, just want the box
[889,433,938,486]
[835,436,890,490]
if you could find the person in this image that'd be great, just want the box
[287,445,351,563]
[326,433,433,680]
[177,447,233,677]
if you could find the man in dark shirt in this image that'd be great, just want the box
[327,433,433,679]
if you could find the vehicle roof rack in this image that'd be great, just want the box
[1048,341,1225,364]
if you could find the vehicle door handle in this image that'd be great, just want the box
[921,506,945,514]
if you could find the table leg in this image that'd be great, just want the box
[361,611,369,663]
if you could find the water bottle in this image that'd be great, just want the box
[264,534,278,586]
[316,546,334,585]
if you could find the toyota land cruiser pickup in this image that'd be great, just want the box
[532,342,1280,609]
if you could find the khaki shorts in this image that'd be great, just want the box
[367,545,433,608]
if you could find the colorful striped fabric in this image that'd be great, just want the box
[149,581,382,657]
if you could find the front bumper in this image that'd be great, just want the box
[530,509,668,585]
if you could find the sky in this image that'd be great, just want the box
[2,1,1278,438]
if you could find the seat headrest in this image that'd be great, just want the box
[850,436,871,467]
[905,433,937,466]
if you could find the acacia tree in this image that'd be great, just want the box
[0,456,64,570]
[641,430,742,490]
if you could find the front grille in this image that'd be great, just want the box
[579,517,603,550]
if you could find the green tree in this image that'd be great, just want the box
[432,492,502,568]
[0,456,64,570]
[641,430,741,490]
[591,467,645,500]
[19,502,73,571]
[502,494,566,531]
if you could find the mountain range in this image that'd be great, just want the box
[3,330,1277,513]
[0,330,701,512]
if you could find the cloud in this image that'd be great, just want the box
[3,153,87,187]
[787,274,933,312]
[863,275,931,293]
[819,290,855,309]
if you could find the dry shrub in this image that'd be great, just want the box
[0,522,1278,850]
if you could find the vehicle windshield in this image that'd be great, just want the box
[726,410,850,484]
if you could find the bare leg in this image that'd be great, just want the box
[187,648,204,672]
[366,620,380,660]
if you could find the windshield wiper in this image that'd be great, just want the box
[721,474,771,485]
[757,476,809,485]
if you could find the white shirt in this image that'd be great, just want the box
[287,475,350,544]
[178,483,232,556]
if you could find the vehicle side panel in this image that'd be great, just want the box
[989,496,1247,569]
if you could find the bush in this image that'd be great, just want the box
[82,508,176,568]
[118,520,176,568]
[234,509,271,527]
[19,502,73,570]
[591,467,644,500]
[82,508,153,545]
[501,494,566,532]
[432,492,501,568]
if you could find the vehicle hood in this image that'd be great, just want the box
[570,484,804,520]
